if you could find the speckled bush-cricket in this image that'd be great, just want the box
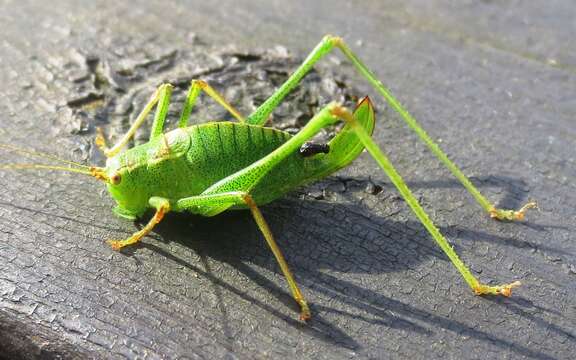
[1,35,537,321]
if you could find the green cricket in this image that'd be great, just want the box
[1,35,537,321]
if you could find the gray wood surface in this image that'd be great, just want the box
[0,1,574,359]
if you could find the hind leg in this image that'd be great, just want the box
[330,104,521,296]
[247,35,536,221]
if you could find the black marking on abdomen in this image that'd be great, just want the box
[299,142,330,157]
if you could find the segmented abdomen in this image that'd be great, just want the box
[184,122,298,196]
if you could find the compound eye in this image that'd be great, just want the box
[110,173,122,185]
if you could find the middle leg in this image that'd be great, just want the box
[174,191,311,321]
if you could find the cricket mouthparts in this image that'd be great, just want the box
[89,166,109,182]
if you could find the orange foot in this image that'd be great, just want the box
[107,239,126,251]
[489,201,538,221]
[474,281,522,297]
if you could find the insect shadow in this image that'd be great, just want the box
[0,173,561,357]
[138,178,559,359]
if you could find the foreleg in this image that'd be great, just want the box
[107,197,171,250]
[96,84,173,157]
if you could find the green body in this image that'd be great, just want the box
[5,35,529,320]
[106,110,374,220]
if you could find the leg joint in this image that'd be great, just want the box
[154,206,168,223]
[157,83,174,95]
[239,192,254,206]
[191,79,208,89]
[324,34,344,46]
[329,103,351,119]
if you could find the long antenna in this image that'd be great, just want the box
[0,164,94,176]
[0,143,91,169]
[0,143,108,182]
